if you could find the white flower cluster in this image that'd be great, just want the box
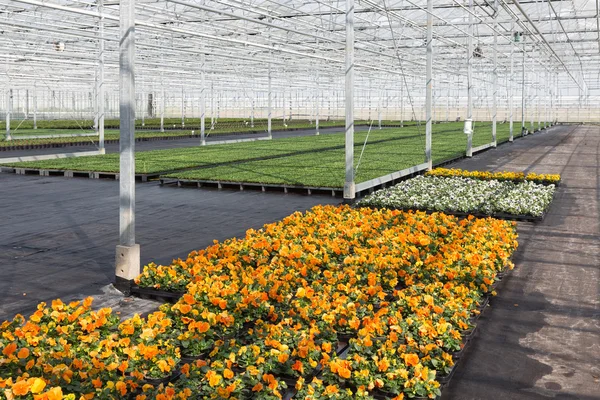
[358,176,555,217]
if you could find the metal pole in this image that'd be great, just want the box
[33,82,37,129]
[5,89,11,140]
[141,92,145,126]
[316,70,320,135]
[160,50,165,132]
[344,0,355,200]
[534,67,542,131]
[465,0,474,157]
[251,97,254,128]
[282,87,287,126]
[492,0,498,147]
[521,37,526,136]
[425,0,433,169]
[25,89,29,119]
[531,56,535,132]
[267,62,272,139]
[544,68,548,128]
[400,82,404,127]
[98,0,105,152]
[378,88,382,129]
[181,86,185,128]
[200,51,206,145]
[445,82,449,122]
[116,0,139,289]
[551,70,555,125]
[509,34,514,142]
[210,82,214,129]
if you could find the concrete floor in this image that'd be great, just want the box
[440,125,600,400]
[0,124,598,399]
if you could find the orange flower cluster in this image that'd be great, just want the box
[0,299,180,399]
[1,205,517,399]
[425,168,560,185]
[139,205,516,399]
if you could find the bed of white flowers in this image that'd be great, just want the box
[358,175,556,217]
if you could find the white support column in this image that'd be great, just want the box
[316,70,320,135]
[33,82,37,130]
[282,87,287,127]
[530,57,535,132]
[267,62,272,138]
[5,89,11,141]
[425,0,433,169]
[544,68,548,128]
[344,0,355,200]
[492,0,498,147]
[521,37,526,135]
[537,67,541,131]
[160,51,165,132]
[200,51,206,145]
[141,91,145,126]
[377,88,382,129]
[509,35,514,142]
[251,97,254,128]
[97,0,105,152]
[465,0,474,157]
[551,69,555,124]
[400,81,404,127]
[25,89,29,119]
[181,86,185,128]
[210,82,214,129]
[116,0,139,289]
[445,82,449,122]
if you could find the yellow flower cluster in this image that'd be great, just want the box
[1,205,518,399]
[425,168,560,184]
[525,172,561,184]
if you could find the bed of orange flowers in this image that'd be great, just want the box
[0,205,517,400]
[425,168,560,185]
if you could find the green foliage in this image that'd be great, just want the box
[6,122,514,187]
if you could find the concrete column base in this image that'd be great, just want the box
[115,244,140,283]
[114,276,133,295]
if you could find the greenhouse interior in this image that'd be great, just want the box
[0,1,598,400]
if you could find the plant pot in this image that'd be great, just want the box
[437,364,458,385]
[452,346,465,360]
[274,373,298,389]
[129,285,185,303]
[179,347,213,366]
[460,324,477,343]
[337,332,356,341]
[371,389,399,400]
[142,370,181,386]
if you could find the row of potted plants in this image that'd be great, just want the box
[424,168,561,185]
[0,205,518,399]
[357,176,555,218]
